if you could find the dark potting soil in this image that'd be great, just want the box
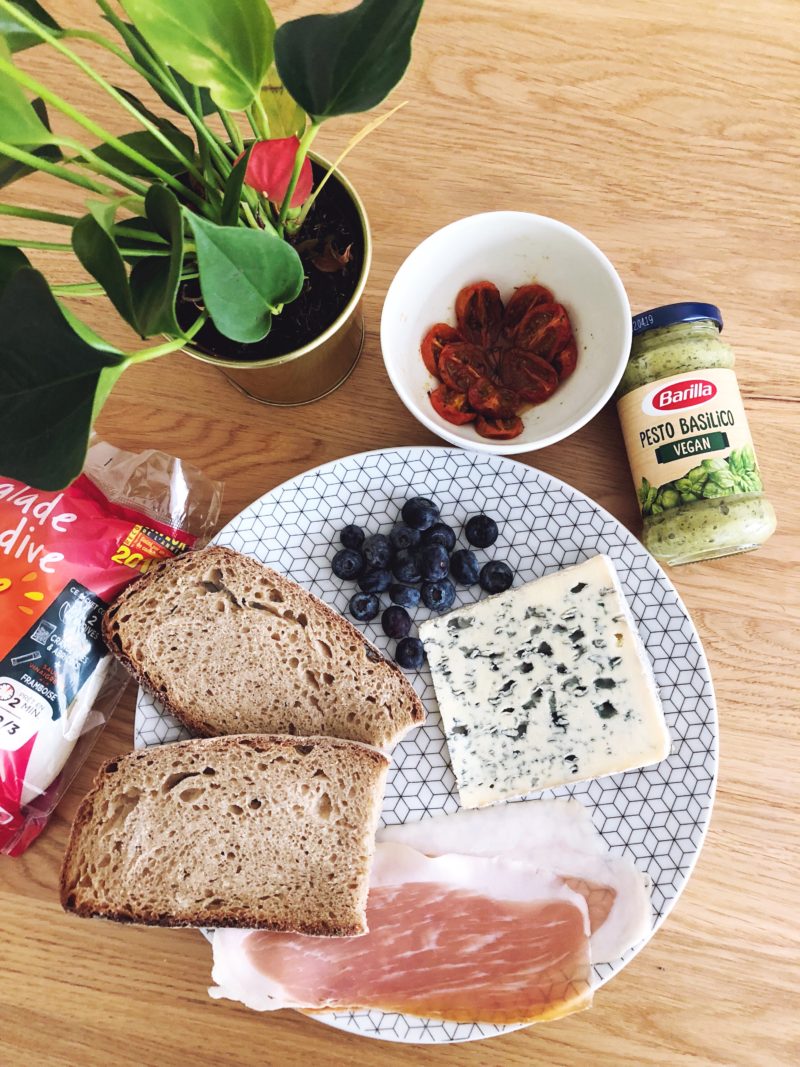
[177,160,365,362]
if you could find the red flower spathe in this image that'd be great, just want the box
[241,137,313,207]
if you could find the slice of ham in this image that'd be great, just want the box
[377,799,653,964]
[211,844,593,1025]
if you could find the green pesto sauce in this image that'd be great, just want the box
[642,495,777,566]
[617,320,735,395]
[619,318,776,566]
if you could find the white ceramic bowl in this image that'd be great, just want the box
[381,212,632,454]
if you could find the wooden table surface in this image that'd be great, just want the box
[1,1,798,1064]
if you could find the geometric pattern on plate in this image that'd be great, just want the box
[135,445,717,1045]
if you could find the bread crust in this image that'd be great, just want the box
[60,734,388,935]
[102,547,425,744]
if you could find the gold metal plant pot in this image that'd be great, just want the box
[180,156,372,407]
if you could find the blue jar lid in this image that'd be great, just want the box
[632,302,723,336]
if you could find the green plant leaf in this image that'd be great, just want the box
[112,84,168,128]
[112,24,218,116]
[185,210,304,343]
[0,267,127,490]
[130,185,184,335]
[114,214,168,260]
[0,244,31,291]
[91,126,195,178]
[220,144,251,226]
[0,0,61,52]
[0,38,55,144]
[72,214,140,333]
[120,0,276,111]
[260,65,306,138]
[274,0,423,121]
[157,65,216,116]
[86,197,119,232]
[0,97,61,187]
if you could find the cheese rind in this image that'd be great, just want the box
[420,554,670,808]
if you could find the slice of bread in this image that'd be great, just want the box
[60,734,388,935]
[102,546,424,748]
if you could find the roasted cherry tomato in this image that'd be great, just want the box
[475,415,524,440]
[500,348,559,404]
[467,376,520,419]
[455,282,504,347]
[502,285,553,338]
[438,342,490,392]
[421,323,461,376]
[506,301,570,359]
[552,337,578,381]
[429,384,477,425]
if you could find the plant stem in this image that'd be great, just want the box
[62,24,226,191]
[128,311,208,363]
[241,201,261,229]
[278,122,319,228]
[0,203,80,227]
[252,94,272,139]
[58,137,149,196]
[244,106,260,142]
[61,27,143,69]
[0,237,75,251]
[51,281,106,295]
[215,110,267,224]
[3,0,196,172]
[194,86,211,174]
[115,224,167,244]
[218,109,245,154]
[0,53,208,210]
[95,0,233,173]
[8,240,180,257]
[0,141,119,196]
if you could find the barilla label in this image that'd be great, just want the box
[617,367,764,518]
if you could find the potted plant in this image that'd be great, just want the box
[0,0,424,490]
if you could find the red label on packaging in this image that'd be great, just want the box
[0,472,197,855]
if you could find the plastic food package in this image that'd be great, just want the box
[0,439,222,856]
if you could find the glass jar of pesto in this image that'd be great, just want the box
[616,302,776,566]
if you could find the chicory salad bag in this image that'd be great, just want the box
[0,439,222,856]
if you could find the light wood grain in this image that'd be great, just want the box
[1,1,799,1064]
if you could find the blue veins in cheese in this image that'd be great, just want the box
[419,554,671,809]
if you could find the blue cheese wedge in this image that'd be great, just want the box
[420,554,670,808]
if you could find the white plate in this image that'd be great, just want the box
[136,446,717,1044]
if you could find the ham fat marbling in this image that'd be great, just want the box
[209,800,652,1025]
[377,799,653,964]
[211,844,593,1024]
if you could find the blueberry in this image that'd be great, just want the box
[349,592,380,622]
[465,513,499,548]
[390,583,421,609]
[395,636,425,670]
[339,524,365,551]
[358,567,392,594]
[421,578,456,612]
[419,543,450,582]
[392,549,421,584]
[331,548,364,581]
[479,560,514,594]
[402,496,440,531]
[389,522,421,552]
[450,548,480,585]
[422,522,456,551]
[362,533,391,568]
[382,605,412,639]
